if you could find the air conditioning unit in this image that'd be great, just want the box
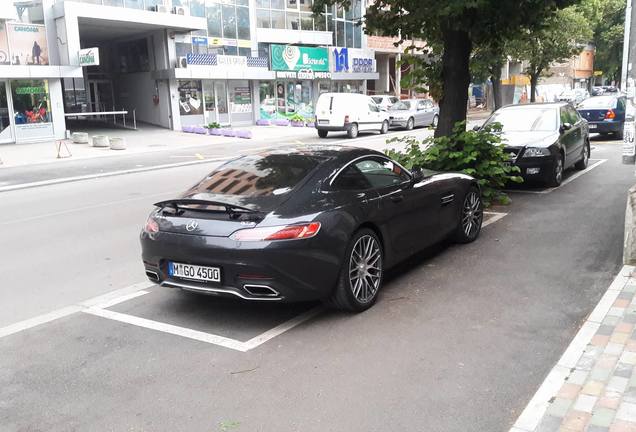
[177,56,188,68]
[151,4,169,12]
[172,6,188,15]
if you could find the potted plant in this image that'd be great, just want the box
[290,113,305,127]
[206,122,222,136]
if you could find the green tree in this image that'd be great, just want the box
[577,0,625,84]
[471,41,509,111]
[313,0,575,137]
[509,7,592,102]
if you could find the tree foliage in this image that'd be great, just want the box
[313,0,576,137]
[509,7,592,101]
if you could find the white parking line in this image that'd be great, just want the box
[483,211,508,227]
[507,159,607,195]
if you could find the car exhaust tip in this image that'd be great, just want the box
[243,284,280,297]
[145,270,160,282]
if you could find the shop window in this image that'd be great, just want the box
[259,82,276,120]
[286,12,300,30]
[222,4,237,39]
[62,78,88,113]
[271,10,285,28]
[238,47,251,57]
[206,2,222,37]
[13,1,45,24]
[346,21,353,47]
[178,80,203,116]
[258,43,269,58]
[300,13,313,31]
[315,14,327,31]
[354,25,362,48]
[11,79,51,124]
[230,81,252,114]
[190,0,205,17]
[223,45,238,56]
[256,0,270,6]
[271,0,284,9]
[237,6,250,39]
[256,9,271,28]
[336,21,345,46]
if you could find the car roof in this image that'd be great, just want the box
[254,145,383,162]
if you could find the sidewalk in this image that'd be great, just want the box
[511,266,636,432]
[0,123,318,168]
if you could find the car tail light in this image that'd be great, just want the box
[230,222,321,241]
[144,217,159,233]
[605,109,616,119]
[344,115,350,123]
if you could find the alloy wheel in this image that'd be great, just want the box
[407,118,414,130]
[432,115,439,128]
[555,156,563,184]
[461,191,483,239]
[348,235,382,303]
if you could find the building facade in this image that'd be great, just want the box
[0,0,383,143]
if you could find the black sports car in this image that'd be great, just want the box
[483,102,590,187]
[140,146,482,312]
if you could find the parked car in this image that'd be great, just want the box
[371,95,400,111]
[557,88,589,105]
[482,102,590,187]
[140,146,483,312]
[388,99,439,130]
[591,86,605,96]
[315,93,390,138]
[576,95,627,139]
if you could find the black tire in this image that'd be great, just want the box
[325,228,383,312]
[615,128,624,140]
[548,153,564,187]
[574,142,590,170]
[454,187,483,244]
[380,120,389,134]
[347,123,359,139]
[405,117,414,130]
[317,129,328,138]
[432,115,439,129]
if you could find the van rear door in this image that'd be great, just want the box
[316,94,345,127]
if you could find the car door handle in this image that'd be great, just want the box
[390,195,404,203]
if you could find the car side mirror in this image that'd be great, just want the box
[560,122,572,133]
[411,168,425,183]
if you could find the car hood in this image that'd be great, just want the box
[500,131,559,149]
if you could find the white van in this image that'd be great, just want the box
[315,93,390,138]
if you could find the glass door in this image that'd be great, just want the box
[214,81,230,125]
[0,81,14,144]
[203,81,217,124]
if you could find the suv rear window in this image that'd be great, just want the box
[190,152,324,197]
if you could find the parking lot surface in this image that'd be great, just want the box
[1,138,633,432]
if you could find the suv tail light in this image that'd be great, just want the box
[144,217,159,233]
[605,109,616,119]
[344,115,350,123]
[230,222,321,241]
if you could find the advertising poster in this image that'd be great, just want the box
[0,22,9,65]
[231,86,252,113]
[177,80,203,116]
[7,22,49,65]
[270,44,329,72]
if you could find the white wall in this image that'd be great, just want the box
[115,72,170,128]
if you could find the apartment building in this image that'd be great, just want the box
[0,0,383,143]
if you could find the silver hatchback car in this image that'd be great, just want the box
[388,99,439,130]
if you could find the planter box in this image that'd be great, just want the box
[208,128,222,136]
[92,135,109,148]
[305,122,315,128]
[256,119,271,126]
[109,137,126,150]
[291,121,305,127]
[193,127,208,134]
[221,129,236,137]
[71,132,89,144]
[273,119,290,126]
[236,130,252,139]
[182,126,194,133]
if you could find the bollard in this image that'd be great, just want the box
[92,135,109,147]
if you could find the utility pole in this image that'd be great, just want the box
[621,0,632,92]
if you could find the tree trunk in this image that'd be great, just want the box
[530,73,539,103]
[491,64,503,111]
[435,29,472,138]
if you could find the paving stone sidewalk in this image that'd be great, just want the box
[529,268,636,432]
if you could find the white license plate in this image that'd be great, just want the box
[589,124,597,129]
[318,120,329,125]
[169,262,221,283]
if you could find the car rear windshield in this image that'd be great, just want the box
[188,152,324,197]
[485,108,557,132]
[578,96,617,109]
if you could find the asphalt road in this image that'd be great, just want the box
[0,135,633,432]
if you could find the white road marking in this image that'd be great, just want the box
[509,265,635,432]
[483,211,508,227]
[0,281,154,339]
[83,307,249,351]
[507,159,607,195]
[242,306,323,351]
[88,290,150,310]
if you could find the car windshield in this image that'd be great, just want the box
[371,97,383,104]
[391,101,411,110]
[187,152,325,197]
[485,108,557,132]
[578,96,617,109]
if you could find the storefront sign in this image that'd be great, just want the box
[191,36,207,46]
[78,48,100,66]
[15,86,46,94]
[275,70,331,80]
[271,45,329,72]
[217,55,247,68]
[331,47,375,74]
[7,23,49,65]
